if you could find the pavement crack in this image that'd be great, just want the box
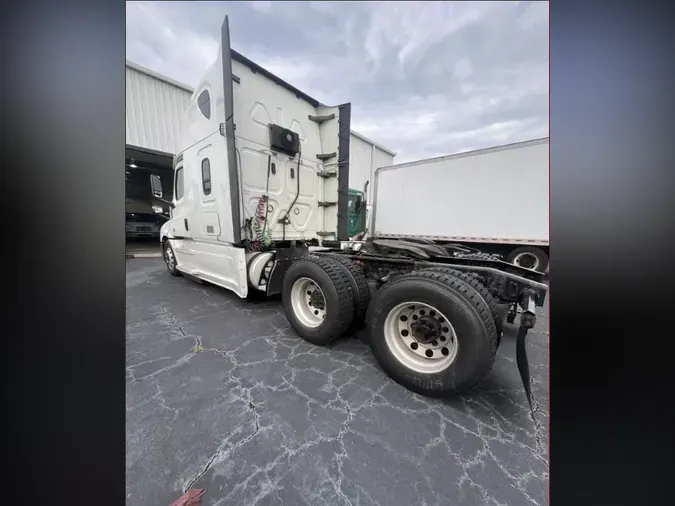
[130,352,196,382]
[333,404,355,506]
[183,415,262,493]
[182,358,265,493]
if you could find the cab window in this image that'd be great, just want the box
[175,167,184,200]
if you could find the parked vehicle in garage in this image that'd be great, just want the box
[125,198,160,239]
[150,16,547,408]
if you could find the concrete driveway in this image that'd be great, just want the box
[126,259,549,506]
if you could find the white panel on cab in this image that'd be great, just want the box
[233,59,326,241]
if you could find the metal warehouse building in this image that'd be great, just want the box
[125,60,396,203]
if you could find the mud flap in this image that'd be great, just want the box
[516,289,538,417]
[516,325,533,413]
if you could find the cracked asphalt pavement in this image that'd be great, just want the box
[126,259,549,505]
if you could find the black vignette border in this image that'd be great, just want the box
[0,1,126,505]
[550,1,675,505]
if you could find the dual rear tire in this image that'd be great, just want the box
[282,256,355,345]
[366,270,498,397]
[282,257,499,397]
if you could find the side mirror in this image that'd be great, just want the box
[150,174,163,198]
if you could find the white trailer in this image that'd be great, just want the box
[371,139,550,272]
[149,16,548,408]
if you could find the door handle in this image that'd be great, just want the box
[184,218,189,231]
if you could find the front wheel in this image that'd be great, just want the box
[366,271,498,398]
[163,241,181,276]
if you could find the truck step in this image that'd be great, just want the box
[318,201,337,207]
[317,231,336,237]
[316,152,336,161]
[319,160,347,168]
[317,171,337,178]
[308,113,335,124]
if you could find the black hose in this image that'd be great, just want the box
[286,153,302,217]
[261,154,272,239]
[279,149,302,241]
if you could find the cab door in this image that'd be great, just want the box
[347,189,365,238]
[169,158,191,239]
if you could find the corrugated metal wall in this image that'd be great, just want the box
[126,64,192,155]
[373,148,395,176]
[348,133,375,194]
[349,133,395,204]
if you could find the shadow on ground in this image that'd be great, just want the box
[126,259,549,506]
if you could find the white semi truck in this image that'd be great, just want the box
[370,139,549,273]
[149,16,548,408]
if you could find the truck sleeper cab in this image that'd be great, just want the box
[150,16,548,409]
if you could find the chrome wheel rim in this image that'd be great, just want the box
[513,252,540,270]
[164,245,175,271]
[290,277,327,328]
[383,302,459,374]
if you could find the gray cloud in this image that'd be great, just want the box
[126,1,548,162]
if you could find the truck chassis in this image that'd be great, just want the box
[162,237,547,412]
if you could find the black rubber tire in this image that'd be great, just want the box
[163,240,181,277]
[422,266,503,342]
[506,246,549,273]
[456,252,503,261]
[366,270,498,398]
[282,257,355,346]
[323,255,371,331]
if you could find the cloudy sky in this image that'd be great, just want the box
[126,1,548,162]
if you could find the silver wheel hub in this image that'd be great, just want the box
[513,252,539,270]
[290,277,327,328]
[383,302,459,374]
[164,246,175,270]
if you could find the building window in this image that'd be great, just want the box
[175,167,184,200]
[197,90,211,119]
[201,158,211,195]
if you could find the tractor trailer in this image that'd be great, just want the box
[370,138,550,272]
[149,16,548,408]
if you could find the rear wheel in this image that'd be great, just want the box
[506,246,548,273]
[282,257,354,345]
[422,266,503,342]
[323,255,371,332]
[366,270,498,397]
